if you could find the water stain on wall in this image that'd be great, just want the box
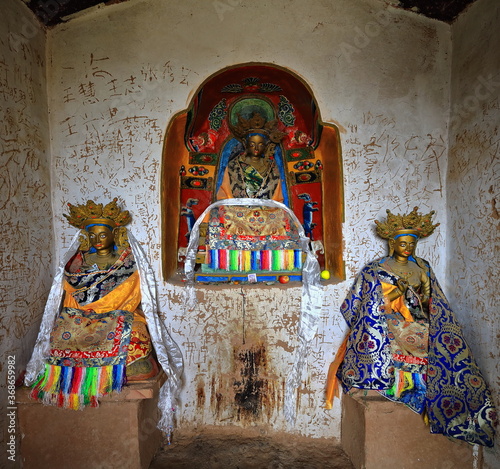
[233,344,266,420]
[202,342,284,425]
[196,376,205,409]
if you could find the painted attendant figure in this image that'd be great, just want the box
[217,112,286,202]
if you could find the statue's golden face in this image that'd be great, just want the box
[88,225,115,252]
[246,135,266,157]
[391,235,417,258]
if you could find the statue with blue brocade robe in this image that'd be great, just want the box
[329,207,497,447]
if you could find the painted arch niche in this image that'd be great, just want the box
[162,63,344,281]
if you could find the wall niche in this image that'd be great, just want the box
[161,63,344,283]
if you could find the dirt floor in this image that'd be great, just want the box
[149,426,354,469]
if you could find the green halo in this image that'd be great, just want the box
[229,98,275,126]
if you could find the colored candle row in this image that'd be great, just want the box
[207,249,302,272]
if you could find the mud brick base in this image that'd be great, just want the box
[17,374,165,469]
[341,390,476,469]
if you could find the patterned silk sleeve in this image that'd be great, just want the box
[425,264,497,447]
[338,261,394,392]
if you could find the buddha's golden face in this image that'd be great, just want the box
[88,225,115,252]
[391,235,417,259]
[246,135,266,158]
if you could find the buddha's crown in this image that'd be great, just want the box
[375,206,439,239]
[229,112,286,144]
[64,198,131,229]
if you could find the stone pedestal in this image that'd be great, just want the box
[341,390,477,469]
[17,374,165,469]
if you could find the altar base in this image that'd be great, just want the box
[341,390,477,469]
[17,374,164,469]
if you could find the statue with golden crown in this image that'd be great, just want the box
[326,207,497,447]
[24,199,183,434]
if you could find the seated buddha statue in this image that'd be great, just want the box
[328,207,497,447]
[28,199,159,409]
[217,113,286,202]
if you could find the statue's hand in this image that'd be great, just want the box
[386,279,409,302]
[397,278,409,294]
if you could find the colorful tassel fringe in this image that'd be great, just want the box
[207,249,303,272]
[30,364,126,410]
[386,370,425,399]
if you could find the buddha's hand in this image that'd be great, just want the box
[397,278,409,294]
[387,278,409,302]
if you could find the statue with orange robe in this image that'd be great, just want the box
[26,199,182,411]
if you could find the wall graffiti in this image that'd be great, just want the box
[48,49,452,435]
[0,6,52,453]
[448,97,500,402]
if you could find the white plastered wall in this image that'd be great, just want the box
[43,0,454,439]
[449,0,500,464]
[0,0,51,462]
[2,0,497,458]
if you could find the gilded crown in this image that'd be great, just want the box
[64,198,131,229]
[375,206,439,239]
[229,112,286,144]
